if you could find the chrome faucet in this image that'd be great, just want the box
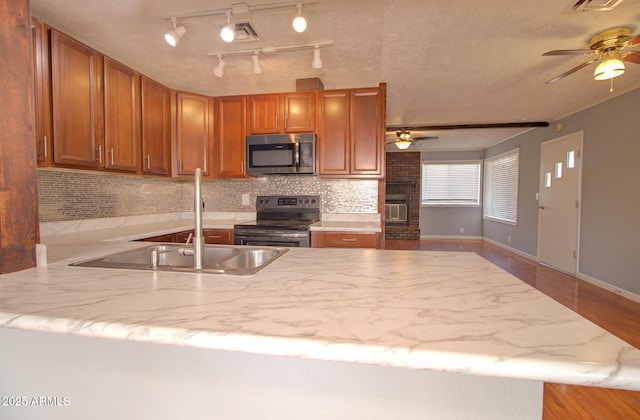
[179,168,205,269]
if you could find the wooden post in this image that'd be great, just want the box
[0,0,39,273]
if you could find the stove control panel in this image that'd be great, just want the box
[256,195,320,210]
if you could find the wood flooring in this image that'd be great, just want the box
[385,239,640,419]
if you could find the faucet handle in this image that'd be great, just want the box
[184,232,193,246]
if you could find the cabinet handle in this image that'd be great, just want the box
[110,148,115,165]
[146,154,151,170]
[179,160,183,173]
[285,116,288,130]
[97,146,102,164]
[207,235,222,239]
[341,238,357,242]
[43,136,48,158]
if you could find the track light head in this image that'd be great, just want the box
[293,4,307,33]
[220,12,235,43]
[252,53,263,74]
[164,19,186,47]
[312,45,322,69]
[213,55,226,78]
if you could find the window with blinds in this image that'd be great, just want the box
[483,148,519,224]
[421,161,481,206]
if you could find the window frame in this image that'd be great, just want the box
[483,148,520,226]
[420,160,482,207]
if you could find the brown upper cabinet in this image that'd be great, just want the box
[247,92,316,134]
[141,76,171,176]
[317,85,385,178]
[172,91,214,177]
[32,19,52,167]
[50,30,104,169]
[103,57,140,173]
[216,95,247,178]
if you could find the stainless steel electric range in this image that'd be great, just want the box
[234,195,320,248]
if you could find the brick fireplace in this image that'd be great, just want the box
[385,152,421,240]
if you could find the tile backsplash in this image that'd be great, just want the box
[38,168,379,223]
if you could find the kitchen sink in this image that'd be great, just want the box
[70,243,288,276]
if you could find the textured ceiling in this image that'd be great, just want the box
[31,0,640,151]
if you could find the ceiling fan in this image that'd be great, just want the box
[385,129,439,149]
[543,27,640,85]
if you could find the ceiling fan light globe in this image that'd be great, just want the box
[395,140,412,150]
[594,58,625,80]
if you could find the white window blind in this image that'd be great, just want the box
[483,148,519,224]
[421,161,481,206]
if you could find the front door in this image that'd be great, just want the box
[537,131,583,275]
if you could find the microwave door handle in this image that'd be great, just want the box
[295,140,300,172]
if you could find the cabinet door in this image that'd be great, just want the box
[248,94,280,134]
[32,19,52,167]
[317,91,350,176]
[103,57,140,173]
[141,76,171,176]
[51,30,103,168]
[217,96,247,178]
[350,88,383,177]
[174,91,212,176]
[283,92,316,133]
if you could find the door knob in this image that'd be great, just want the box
[538,205,545,209]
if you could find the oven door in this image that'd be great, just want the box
[234,229,310,248]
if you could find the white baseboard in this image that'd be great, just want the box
[481,238,538,262]
[577,271,640,304]
[420,235,483,240]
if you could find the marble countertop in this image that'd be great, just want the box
[2,220,640,391]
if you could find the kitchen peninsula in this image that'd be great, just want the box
[1,219,640,419]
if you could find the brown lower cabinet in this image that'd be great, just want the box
[140,229,233,245]
[312,232,378,248]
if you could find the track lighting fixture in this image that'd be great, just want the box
[213,55,226,78]
[292,4,307,33]
[164,18,186,47]
[208,41,332,76]
[311,45,322,69]
[220,12,235,43]
[252,52,263,74]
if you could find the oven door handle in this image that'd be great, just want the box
[234,230,309,239]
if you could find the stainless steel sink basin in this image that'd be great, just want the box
[70,244,288,276]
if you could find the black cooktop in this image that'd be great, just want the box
[234,195,321,232]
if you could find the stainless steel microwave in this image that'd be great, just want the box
[246,133,316,175]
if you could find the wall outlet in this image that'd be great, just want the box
[242,194,250,206]
[459,227,464,234]
[508,235,512,243]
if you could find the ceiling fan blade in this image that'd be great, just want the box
[621,50,640,65]
[624,34,640,48]
[412,136,439,141]
[542,49,594,56]
[546,58,599,84]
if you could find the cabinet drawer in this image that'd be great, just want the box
[203,229,232,244]
[323,232,377,248]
